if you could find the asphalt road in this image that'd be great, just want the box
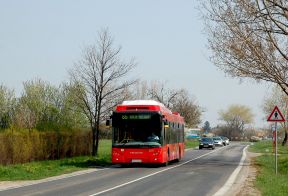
[0,142,247,196]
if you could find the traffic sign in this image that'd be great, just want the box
[267,106,284,175]
[267,106,285,122]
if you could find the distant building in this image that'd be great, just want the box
[185,128,201,139]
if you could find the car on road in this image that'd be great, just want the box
[199,137,215,150]
[220,136,230,146]
[212,136,224,146]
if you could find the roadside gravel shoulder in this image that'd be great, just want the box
[227,150,262,196]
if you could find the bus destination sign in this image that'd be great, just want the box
[121,114,151,120]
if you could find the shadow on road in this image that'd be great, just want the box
[60,157,112,169]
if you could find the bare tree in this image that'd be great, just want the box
[148,80,182,108]
[129,80,149,100]
[171,89,202,127]
[262,85,288,145]
[70,29,136,156]
[200,0,288,95]
[126,80,202,127]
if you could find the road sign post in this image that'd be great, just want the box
[275,122,278,175]
[267,106,285,175]
[272,128,276,153]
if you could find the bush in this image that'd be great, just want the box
[0,129,92,165]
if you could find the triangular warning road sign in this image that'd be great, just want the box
[267,106,285,122]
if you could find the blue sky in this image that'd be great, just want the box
[0,0,271,128]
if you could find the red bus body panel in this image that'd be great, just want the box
[112,143,185,164]
[112,147,165,164]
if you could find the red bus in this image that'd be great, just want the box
[110,100,185,166]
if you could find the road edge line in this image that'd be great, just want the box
[212,145,248,196]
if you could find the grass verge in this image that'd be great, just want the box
[185,139,199,149]
[249,141,288,196]
[0,140,112,181]
[0,139,198,181]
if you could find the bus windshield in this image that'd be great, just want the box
[112,112,162,148]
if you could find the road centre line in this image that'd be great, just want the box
[89,147,224,196]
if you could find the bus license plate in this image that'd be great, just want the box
[131,159,142,163]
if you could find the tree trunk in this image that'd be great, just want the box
[282,130,287,146]
[95,120,100,156]
[95,101,102,157]
[92,126,97,156]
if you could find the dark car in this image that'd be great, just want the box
[199,137,215,150]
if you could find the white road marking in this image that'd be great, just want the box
[89,147,223,196]
[213,145,248,196]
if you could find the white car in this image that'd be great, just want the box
[213,137,224,146]
[220,136,230,146]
